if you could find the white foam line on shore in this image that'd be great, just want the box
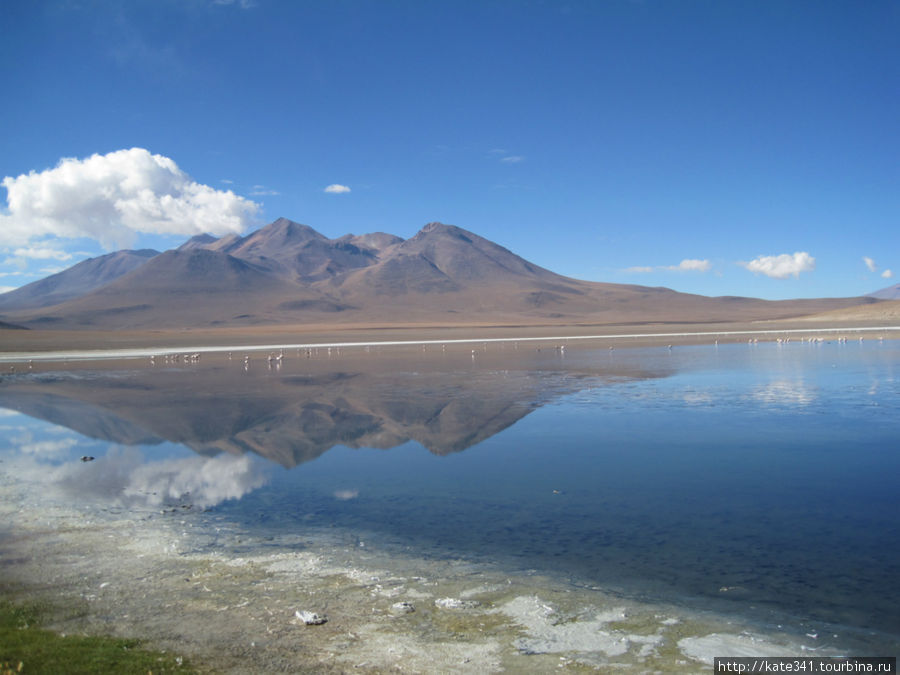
[1,325,898,363]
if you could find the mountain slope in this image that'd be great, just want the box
[95,248,282,294]
[0,249,159,311]
[177,233,219,251]
[868,283,900,300]
[391,222,559,283]
[9,248,337,329]
[331,222,584,300]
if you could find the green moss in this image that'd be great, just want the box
[0,600,195,675]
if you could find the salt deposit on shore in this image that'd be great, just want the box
[2,324,898,364]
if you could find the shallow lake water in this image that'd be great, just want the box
[1,339,898,669]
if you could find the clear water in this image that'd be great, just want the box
[2,340,899,654]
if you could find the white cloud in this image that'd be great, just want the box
[324,184,351,194]
[665,259,711,272]
[741,252,815,279]
[0,285,17,294]
[864,257,893,279]
[2,244,77,271]
[212,0,257,7]
[0,148,259,250]
[12,246,73,261]
[489,148,525,163]
[625,259,711,273]
[249,185,280,196]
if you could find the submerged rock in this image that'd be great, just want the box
[434,597,481,610]
[295,610,328,625]
[391,601,416,615]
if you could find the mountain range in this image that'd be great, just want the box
[0,218,880,330]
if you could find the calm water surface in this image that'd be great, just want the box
[2,341,898,652]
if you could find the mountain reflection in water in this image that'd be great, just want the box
[0,348,667,468]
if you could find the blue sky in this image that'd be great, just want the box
[1,0,897,300]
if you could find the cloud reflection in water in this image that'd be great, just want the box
[749,380,816,407]
[50,447,270,508]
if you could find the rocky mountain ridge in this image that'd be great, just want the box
[0,218,878,329]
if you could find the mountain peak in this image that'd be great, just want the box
[227,218,326,265]
[416,222,476,242]
[178,233,219,251]
[421,221,457,233]
[266,217,326,241]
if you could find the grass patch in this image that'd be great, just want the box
[0,600,195,674]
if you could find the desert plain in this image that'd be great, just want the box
[3,301,900,363]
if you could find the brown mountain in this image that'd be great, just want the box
[16,247,339,329]
[181,217,404,284]
[177,233,219,250]
[0,218,877,330]
[0,248,159,311]
[333,222,564,296]
[228,217,401,282]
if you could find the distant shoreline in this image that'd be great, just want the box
[2,323,898,363]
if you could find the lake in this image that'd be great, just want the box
[1,338,898,670]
